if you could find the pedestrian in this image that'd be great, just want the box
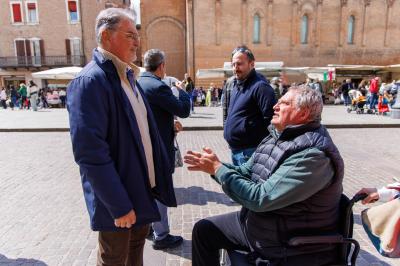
[59,89,66,108]
[67,8,176,266]
[185,86,344,266]
[0,87,7,109]
[369,77,380,110]
[27,80,39,111]
[9,85,19,110]
[223,45,276,166]
[138,48,190,250]
[18,83,27,109]
[340,79,353,106]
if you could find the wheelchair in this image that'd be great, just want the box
[221,193,367,266]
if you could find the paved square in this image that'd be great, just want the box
[0,128,399,265]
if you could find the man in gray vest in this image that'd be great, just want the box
[185,86,344,266]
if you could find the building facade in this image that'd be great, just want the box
[0,0,131,88]
[138,0,400,84]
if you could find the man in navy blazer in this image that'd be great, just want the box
[138,49,191,250]
[67,8,176,266]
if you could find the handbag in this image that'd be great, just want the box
[361,197,400,257]
[174,138,183,168]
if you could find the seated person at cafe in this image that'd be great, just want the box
[184,86,344,266]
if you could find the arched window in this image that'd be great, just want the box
[300,15,309,44]
[347,15,355,44]
[253,14,261,43]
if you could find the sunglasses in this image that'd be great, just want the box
[231,47,255,61]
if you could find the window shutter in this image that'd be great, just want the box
[65,39,71,55]
[39,40,45,56]
[68,1,77,12]
[25,40,32,56]
[27,3,36,10]
[12,4,22,22]
[15,40,26,56]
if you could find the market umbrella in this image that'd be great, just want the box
[32,66,83,80]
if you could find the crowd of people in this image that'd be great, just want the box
[333,77,399,115]
[0,82,67,111]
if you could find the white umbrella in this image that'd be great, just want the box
[32,66,83,79]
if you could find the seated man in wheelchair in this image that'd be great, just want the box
[184,86,344,266]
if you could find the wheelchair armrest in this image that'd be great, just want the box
[288,235,344,246]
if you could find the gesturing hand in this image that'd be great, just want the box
[114,209,136,228]
[356,188,379,205]
[174,120,183,133]
[184,147,222,175]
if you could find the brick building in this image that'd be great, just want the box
[0,0,132,88]
[138,0,400,85]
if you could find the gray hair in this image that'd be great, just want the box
[289,85,323,122]
[95,8,136,44]
[143,49,165,72]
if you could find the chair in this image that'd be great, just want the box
[223,193,367,266]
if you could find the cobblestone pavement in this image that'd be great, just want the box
[0,129,400,266]
[1,105,400,130]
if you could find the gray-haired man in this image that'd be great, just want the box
[185,86,344,265]
[138,49,191,249]
[67,8,177,266]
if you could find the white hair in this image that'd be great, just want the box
[289,85,323,122]
[95,8,136,44]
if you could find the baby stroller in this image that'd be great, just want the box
[347,94,367,114]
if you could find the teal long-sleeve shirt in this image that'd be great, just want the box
[213,147,335,212]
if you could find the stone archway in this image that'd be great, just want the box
[146,17,186,80]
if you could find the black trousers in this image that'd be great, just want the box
[192,211,250,266]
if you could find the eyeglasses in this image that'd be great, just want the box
[115,30,140,41]
[231,47,255,61]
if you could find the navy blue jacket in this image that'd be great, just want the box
[224,69,276,150]
[67,49,177,231]
[138,72,190,172]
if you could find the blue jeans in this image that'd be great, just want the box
[152,200,169,241]
[231,147,256,166]
[370,93,378,110]
[343,95,351,106]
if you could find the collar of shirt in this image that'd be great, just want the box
[97,47,142,81]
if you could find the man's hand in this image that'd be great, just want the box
[176,81,185,90]
[184,147,222,175]
[174,120,183,133]
[356,188,379,205]
[114,209,136,228]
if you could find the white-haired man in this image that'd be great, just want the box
[67,8,176,265]
[185,86,344,265]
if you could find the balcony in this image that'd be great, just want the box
[0,56,85,68]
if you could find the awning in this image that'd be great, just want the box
[32,67,83,79]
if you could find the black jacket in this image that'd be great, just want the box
[138,72,191,172]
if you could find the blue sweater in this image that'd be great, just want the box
[223,69,276,150]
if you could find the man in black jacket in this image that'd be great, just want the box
[223,46,276,166]
[138,49,191,250]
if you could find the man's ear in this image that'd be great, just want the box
[101,30,110,44]
[299,108,311,122]
[249,60,255,68]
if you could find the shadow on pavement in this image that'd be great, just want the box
[0,254,47,265]
[358,249,392,266]
[162,239,192,261]
[175,186,235,206]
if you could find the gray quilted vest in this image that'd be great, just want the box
[242,122,344,263]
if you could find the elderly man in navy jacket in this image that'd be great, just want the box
[67,8,176,266]
[138,49,191,250]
